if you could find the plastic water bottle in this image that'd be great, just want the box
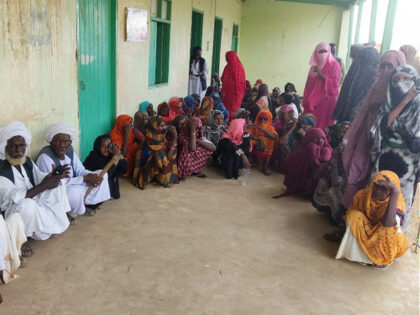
[240,168,250,186]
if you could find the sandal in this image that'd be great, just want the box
[374,262,393,270]
[323,230,343,243]
[85,208,96,216]
[67,213,77,224]
[192,172,207,178]
[21,242,33,257]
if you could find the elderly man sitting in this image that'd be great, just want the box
[0,121,70,241]
[36,123,110,216]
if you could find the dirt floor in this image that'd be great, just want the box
[1,167,419,314]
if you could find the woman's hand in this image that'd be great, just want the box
[123,123,132,136]
[111,143,121,156]
[189,118,198,134]
[376,175,399,195]
[402,87,419,105]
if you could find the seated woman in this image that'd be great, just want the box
[196,96,214,125]
[109,115,138,177]
[336,171,408,269]
[271,106,297,173]
[173,116,216,179]
[203,110,227,147]
[139,101,155,117]
[281,82,301,113]
[84,135,128,199]
[275,128,331,198]
[289,113,316,151]
[183,96,196,117]
[216,119,251,179]
[248,110,278,175]
[326,121,350,149]
[270,87,284,116]
[169,97,184,116]
[133,116,178,189]
[312,143,346,226]
[157,102,175,125]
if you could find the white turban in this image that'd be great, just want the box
[45,123,77,143]
[0,121,32,159]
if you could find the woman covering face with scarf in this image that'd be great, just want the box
[370,65,420,232]
[203,110,227,147]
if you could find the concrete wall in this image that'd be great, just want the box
[0,0,79,157]
[0,0,241,155]
[116,0,242,118]
[239,0,343,93]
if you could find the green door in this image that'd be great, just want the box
[77,0,116,160]
[190,10,203,54]
[211,17,223,76]
[232,24,239,53]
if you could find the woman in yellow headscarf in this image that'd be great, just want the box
[336,171,408,268]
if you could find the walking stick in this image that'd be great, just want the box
[84,154,124,202]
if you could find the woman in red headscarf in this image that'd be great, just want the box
[302,42,341,130]
[248,110,278,175]
[168,97,184,115]
[275,128,332,198]
[157,102,175,125]
[221,51,246,120]
[109,115,138,177]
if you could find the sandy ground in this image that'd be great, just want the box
[1,167,419,314]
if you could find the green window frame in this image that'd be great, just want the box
[149,0,172,86]
[211,17,223,76]
[231,23,239,53]
[190,9,204,56]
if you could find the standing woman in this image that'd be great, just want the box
[332,46,380,123]
[302,42,341,130]
[188,46,209,100]
[370,65,420,232]
[340,50,406,209]
[221,51,246,121]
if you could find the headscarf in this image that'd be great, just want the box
[234,108,249,120]
[400,45,420,73]
[83,135,112,170]
[203,110,226,145]
[109,115,134,145]
[332,46,380,122]
[255,79,263,85]
[169,97,183,115]
[157,102,175,124]
[146,116,166,151]
[224,51,246,86]
[196,96,214,125]
[309,42,334,72]
[258,84,269,98]
[250,110,276,137]
[210,92,221,107]
[245,81,252,94]
[139,101,151,112]
[273,106,294,131]
[371,65,420,158]
[217,103,229,124]
[346,171,407,266]
[250,84,260,104]
[191,94,201,105]
[184,96,196,111]
[271,87,283,108]
[0,121,32,159]
[256,98,268,110]
[205,86,216,97]
[221,118,246,145]
[45,122,77,143]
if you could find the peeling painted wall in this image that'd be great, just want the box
[0,0,79,156]
[239,0,343,93]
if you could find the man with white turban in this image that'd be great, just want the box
[0,122,70,247]
[36,123,110,216]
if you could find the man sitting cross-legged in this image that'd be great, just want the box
[0,121,70,241]
[36,123,110,216]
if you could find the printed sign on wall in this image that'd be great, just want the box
[126,8,148,42]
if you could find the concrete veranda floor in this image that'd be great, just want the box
[1,168,419,314]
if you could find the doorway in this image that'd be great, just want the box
[211,17,223,76]
[77,0,116,160]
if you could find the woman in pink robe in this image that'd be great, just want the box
[339,50,406,209]
[221,51,246,120]
[302,42,341,130]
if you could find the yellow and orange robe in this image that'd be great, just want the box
[249,110,278,160]
[345,171,408,266]
[133,116,177,189]
[196,96,214,125]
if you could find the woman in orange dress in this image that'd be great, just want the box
[248,110,278,175]
[109,115,138,177]
[336,171,408,268]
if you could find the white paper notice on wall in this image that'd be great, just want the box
[126,8,148,42]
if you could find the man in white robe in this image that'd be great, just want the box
[188,46,209,100]
[36,123,110,216]
[0,121,70,241]
[0,213,26,283]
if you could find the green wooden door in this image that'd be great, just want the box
[77,0,116,160]
[190,10,203,54]
[211,17,223,76]
[232,24,239,53]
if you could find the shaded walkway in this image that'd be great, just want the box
[1,168,419,314]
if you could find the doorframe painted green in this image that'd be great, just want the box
[353,0,364,44]
[381,0,398,54]
[76,0,117,158]
[211,17,223,76]
[369,0,378,43]
[231,23,239,53]
[190,9,204,54]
